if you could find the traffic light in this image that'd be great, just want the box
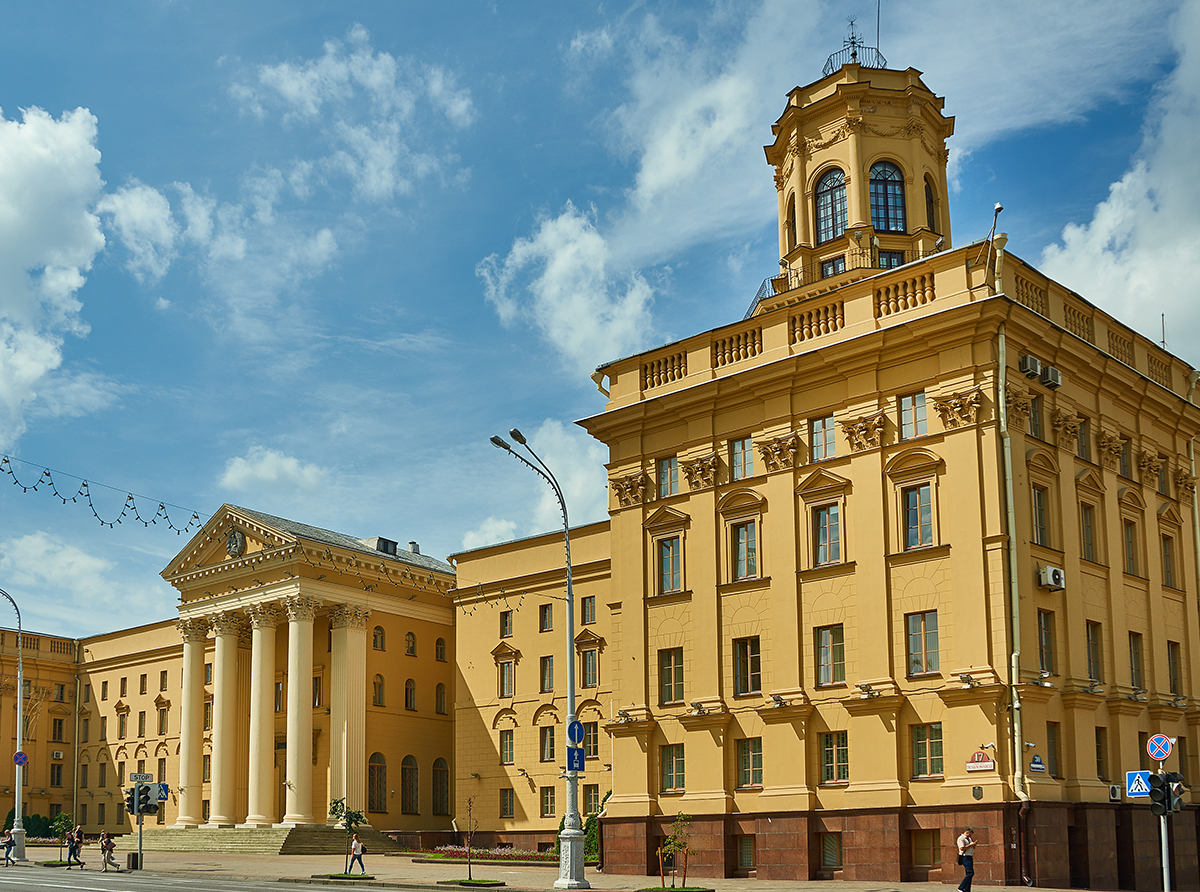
[136,783,159,815]
[1149,773,1169,816]
[1165,772,1187,813]
[124,787,138,815]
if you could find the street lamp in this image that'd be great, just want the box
[0,588,25,862]
[491,429,590,889]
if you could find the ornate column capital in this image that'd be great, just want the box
[681,452,719,490]
[1051,410,1081,450]
[284,595,321,623]
[246,603,282,630]
[611,472,650,507]
[176,618,210,643]
[840,412,886,452]
[329,604,371,631]
[932,390,983,429]
[209,612,246,638]
[756,432,801,471]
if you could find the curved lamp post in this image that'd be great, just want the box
[491,429,589,890]
[0,588,25,861]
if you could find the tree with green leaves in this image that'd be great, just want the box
[51,812,73,863]
[658,813,691,889]
[328,798,365,876]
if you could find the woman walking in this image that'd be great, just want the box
[348,833,366,875]
[2,829,14,866]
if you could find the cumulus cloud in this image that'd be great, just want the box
[1039,0,1200,360]
[461,516,519,551]
[219,445,329,491]
[97,179,178,282]
[524,418,609,535]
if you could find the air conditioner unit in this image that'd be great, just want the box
[51,751,64,760]
[1038,565,1066,590]
[1109,784,1122,802]
[1019,355,1042,378]
[1040,366,1063,389]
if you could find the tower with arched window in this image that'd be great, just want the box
[762,61,954,310]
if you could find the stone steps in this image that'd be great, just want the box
[129,825,404,855]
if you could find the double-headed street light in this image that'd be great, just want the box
[491,429,589,890]
[0,587,25,862]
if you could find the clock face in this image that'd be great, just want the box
[226,530,247,558]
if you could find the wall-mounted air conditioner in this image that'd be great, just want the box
[1038,565,1066,590]
[1040,366,1062,389]
[51,751,64,760]
[1019,355,1042,378]
[1109,784,1121,802]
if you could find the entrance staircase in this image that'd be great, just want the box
[132,824,405,855]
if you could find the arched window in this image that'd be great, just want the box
[432,758,450,816]
[401,755,419,814]
[815,169,847,244]
[405,632,416,655]
[372,626,385,651]
[785,193,797,252]
[404,678,416,711]
[368,753,387,812]
[435,637,447,662]
[435,682,447,715]
[925,176,939,235]
[869,161,906,232]
[372,674,385,707]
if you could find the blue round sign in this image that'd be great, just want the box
[13,751,27,766]
[1148,734,1172,762]
[566,720,586,747]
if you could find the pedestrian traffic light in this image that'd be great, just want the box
[136,783,159,815]
[1165,772,1187,814]
[124,787,138,815]
[1149,773,1169,816]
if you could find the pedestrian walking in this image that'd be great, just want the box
[99,832,118,872]
[2,829,14,866]
[348,832,366,875]
[957,827,976,892]
[65,827,85,869]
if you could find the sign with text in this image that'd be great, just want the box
[965,752,996,772]
[130,773,154,783]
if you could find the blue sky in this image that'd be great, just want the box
[1,1,1197,637]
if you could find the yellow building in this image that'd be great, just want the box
[452,54,1200,888]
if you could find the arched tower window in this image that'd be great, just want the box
[401,755,419,814]
[435,637,447,661]
[815,169,847,244]
[368,753,387,812]
[925,176,939,234]
[372,674,385,707]
[404,678,416,710]
[785,193,797,252]
[432,757,450,816]
[869,161,906,232]
[372,626,385,651]
[435,682,447,715]
[405,632,416,655]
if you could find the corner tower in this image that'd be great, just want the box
[764,51,954,302]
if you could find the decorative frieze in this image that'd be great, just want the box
[933,390,982,429]
[246,603,281,630]
[840,412,885,452]
[1138,451,1163,486]
[755,432,801,472]
[1175,468,1197,504]
[1097,431,1124,471]
[1004,386,1030,426]
[329,604,371,631]
[175,618,209,643]
[284,596,321,624]
[681,453,719,490]
[1051,410,1081,451]
[611,472,650,507]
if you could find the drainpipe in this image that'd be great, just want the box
[1186,373,1200,650]
[998,322,1033,884]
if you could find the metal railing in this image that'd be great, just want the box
[744,249,916,319]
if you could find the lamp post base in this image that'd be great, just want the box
[554,827,590,889]
[11,827,25,862]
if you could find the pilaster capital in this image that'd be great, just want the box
[329,604,371,631]
[209,612,246,638]
[284,595,321,624]
[175,618,210,643]
[246,603,282,630]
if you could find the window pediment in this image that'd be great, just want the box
[796,468,851,502]
[47,704,71,716]
[154,694,171,709]
[114,700,131,715]
[1026,447,1060,476]
[1158,502,1184,527]
[1076,467,1105,494]
[491,707,518,730]
[532,704,560,726]
[644,505,690,532]
[491,642,522,665]
[1118,486,1146,511]
[885,447,944,482]
[574,628,607,653]
[718,488,765,517]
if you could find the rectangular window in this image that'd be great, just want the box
[120,677,128,697]
[820,256,846,278]
[158,757,166,783]
[1159,459,1170,494]
[101,680,108,700]
[118,713,127,739]
[816,624,845,686]
[903,483,933,548]
[202,754,211,782]
[1047,722,1061,777]
[539,603,553,632]
[658,536,682,593]
[900,392,928,439]
[1120,439,1132,478]
[821,731,849,783]
[582,649,599,688]
[98,803,105,825]
[539,655,554,693]
[1081,503,1097,562]
[819,832,843,867]
[49,763,63,787]
[80,764,88,788]
[499,788,515,819]
[738,835,757,869]
[1129,632,1144,690]
[1140,732,1150,771]
[81,718,89,743]
[274,682,283,713]
[160,670,168,691]
[581,595,596,625]
[157,708,168,735]
[1095,727,1108,780]
[736,738,763,787]
[1124,520,1139,574]
[54,683,65,702]
[813,504,841,564]
[540,726,555,762]
[1032,485,1050,547]
[499,729,514,765]
[732,521,758,580]
[906,610,939,675]
[1087,622,1103,681]
[658,456,679,498]
[811,415,836,461]
[1169,641,1183,696]
[52,718,64,743]
[99,762,106,788]
[879,250,905,269]
[540,786,556,817]
[734,637,762,694]
[500,610,513,638]
[100,716,108,740]
[584,721,599,758]
[1163,536,1177,588]
[661,744,685,791]
[1038,610,1055,675]
[83,684,91,703]
[204,664,212,685]
[731,436,754,480]
[912,829,941,868]
[912,723,943,777]
[1077,418,1091,460]
[499,661,514,698]
[660,648,684,704]
[205,701,214,729]
[584,784,601,815]
[1028,396,1043,439]
[139,673,147,695]
[117,761,125,786]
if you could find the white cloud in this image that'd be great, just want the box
[219,445,329,491]
[97,179,179,283]
[461,516,518,550]
[525,418,609,535]
[1039,0,1200,360]
[567,27,615,63]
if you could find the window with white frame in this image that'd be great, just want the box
[810,415,836,461]
[900,393,927,439]
[730,436,754,480]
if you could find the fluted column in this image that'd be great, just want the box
[174,618,209,826]
[282,595,320,825]
[329,604,370,823]
[207,612,244,826]
[242,603,280,826]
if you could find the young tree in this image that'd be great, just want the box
[51,812,73,862]
[328,798,365,876]
[463,795,479,881]
[660,813,692,889]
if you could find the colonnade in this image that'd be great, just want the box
[174,596,369,827]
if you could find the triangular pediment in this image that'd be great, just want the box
[574,628,607,652]
[154,694,171,709]
[644,506,690,532]
[1158,502,1184,527]
[1076,467,1105,494]
[163,504,297,579]
[114,699,131,715]
[47,704,72,716]
[491,642,522,664]
[796,468,851,501]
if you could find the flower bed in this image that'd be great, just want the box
[423,845,556,863]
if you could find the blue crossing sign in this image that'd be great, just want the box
[157,782,170,801]
[566,747,586,772]
[1148,734,1173,762]
[1126,770,1151,798]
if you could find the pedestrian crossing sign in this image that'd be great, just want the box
[1126,770,1151,798]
